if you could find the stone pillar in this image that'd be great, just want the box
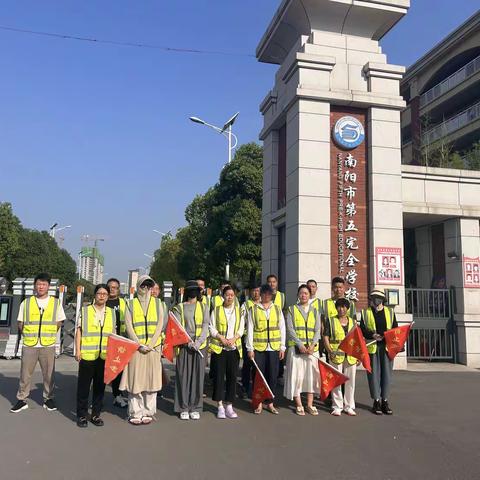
[284,99,332,301]
[445,218,480,367]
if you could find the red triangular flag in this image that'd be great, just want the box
[318,359,349,401]
[163,312,191,363]
[338,325,372,373]
[104,334,139,384]
[384,324,412,360]
[251,359,274,409]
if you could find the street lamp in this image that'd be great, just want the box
[49,223,72,239]
[153,229,167,236]
[189,112,239,164]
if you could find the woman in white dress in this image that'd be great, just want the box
[284,284,321,415]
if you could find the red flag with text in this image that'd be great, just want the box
[163,312,191,363]
[251,359,274,409]
[384,324,412,360]
[318,359,349,401]
[104,334,139,384]
[338,325,372,373]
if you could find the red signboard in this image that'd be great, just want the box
[375,247,402,285]
[330,108,369,309]
[463,256,480,288]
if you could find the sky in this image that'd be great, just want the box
[1,0,478,282]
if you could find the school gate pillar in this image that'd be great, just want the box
[257,0,412,366]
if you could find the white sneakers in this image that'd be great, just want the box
[180,411,190,420]
[217,405,238,419]
[190,411,200,420]
[113,395,128,408]
[180,411,201,420]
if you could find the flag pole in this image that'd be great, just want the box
[251,357,275,398]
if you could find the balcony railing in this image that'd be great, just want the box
[420,54,480,108]
[422,99,480,145]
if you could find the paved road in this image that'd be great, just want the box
[1,358,479,480]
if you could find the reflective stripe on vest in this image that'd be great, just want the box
[362,307,393,354]
[287,305,318,352]
[328,315,356,365]
[310,298,323,315]
[174,302,207,350]
[210,305,242,357]
[129,297,163,347]
[273,291,285,310]
[22,297,58,347]
[80,305,115,360]
[252,304,281,352]
[118,298,127,335]
[324,298,356,320]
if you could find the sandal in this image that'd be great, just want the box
[266,404,279,415]
[295,406,305,416]
[141,416,153,425]
[128,417,142,425]
[254,404,262,415]
[305,405,318,416]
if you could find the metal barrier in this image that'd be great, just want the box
[405,288,456,361]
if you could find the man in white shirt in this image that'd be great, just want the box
[11,273,66,413]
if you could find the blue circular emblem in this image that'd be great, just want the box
[333,116,365,149]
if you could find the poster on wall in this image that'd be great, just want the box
[375,247,402,285]
[463,256,480,288]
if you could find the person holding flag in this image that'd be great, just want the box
[120,275,165,425]
[105,277,129,409]
[209,286,244,419]
[172,280,210,420]
[360,289,398,415]
[284,284,321,416]
[75,284,116,428]
[246,284,286,414]
[323,298,358,416]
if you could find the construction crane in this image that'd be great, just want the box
[81,234,105,248]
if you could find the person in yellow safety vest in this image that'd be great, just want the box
[246,284,286,415]
[172,280,210,420]
[284,284,321,416]
[360,289,398,416]
[322,276,357,328]
[75,284,116,428]
[106,277,129,408]
[11,273,66,414]
[120,275,165,425]
[306,279,322,314]
[209,286,245,419]
[323,298,359,417]
[240,284,261,399]
[196,277,211,311]
[267,274,285,311]
[211,281,230,312]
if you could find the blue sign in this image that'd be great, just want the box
[333,116,365,150]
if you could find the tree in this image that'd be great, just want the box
[0,203,22,273]
[148,142,263,290]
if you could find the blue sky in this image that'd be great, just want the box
[1,1,478,282]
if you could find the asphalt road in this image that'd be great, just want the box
[0,358,479,480]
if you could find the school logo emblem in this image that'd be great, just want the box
[333,116,365,149]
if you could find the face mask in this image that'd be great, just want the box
[372,297,383,307]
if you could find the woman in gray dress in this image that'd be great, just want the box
[172,280,210,420]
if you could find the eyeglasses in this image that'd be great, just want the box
[96,292,108,296]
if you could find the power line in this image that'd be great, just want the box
[0,25,254,58]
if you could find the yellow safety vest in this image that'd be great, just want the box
[129,297,163,348]
[287,305,319,352]
[324,298,356,320]
[252,304,282,352]
[273,291,285,310]
[310,298,323,315]
[209,305,242,357]
[114,297,127,335]
[173,301,207,350]
[201,295,211,310]
[327,315,357,365]
[80,305,115,361]
[362,307,393,354]
[22,296,59,347]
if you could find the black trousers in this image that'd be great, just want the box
[76,358,106,418]
[111,374,121,397]
[212,350,240,403]
[254,351,279,405]
[241,337,254,396]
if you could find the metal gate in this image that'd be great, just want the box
[405,288,456,361]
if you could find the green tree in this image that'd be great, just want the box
[0,203,22,273]
[149,232,184,286]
